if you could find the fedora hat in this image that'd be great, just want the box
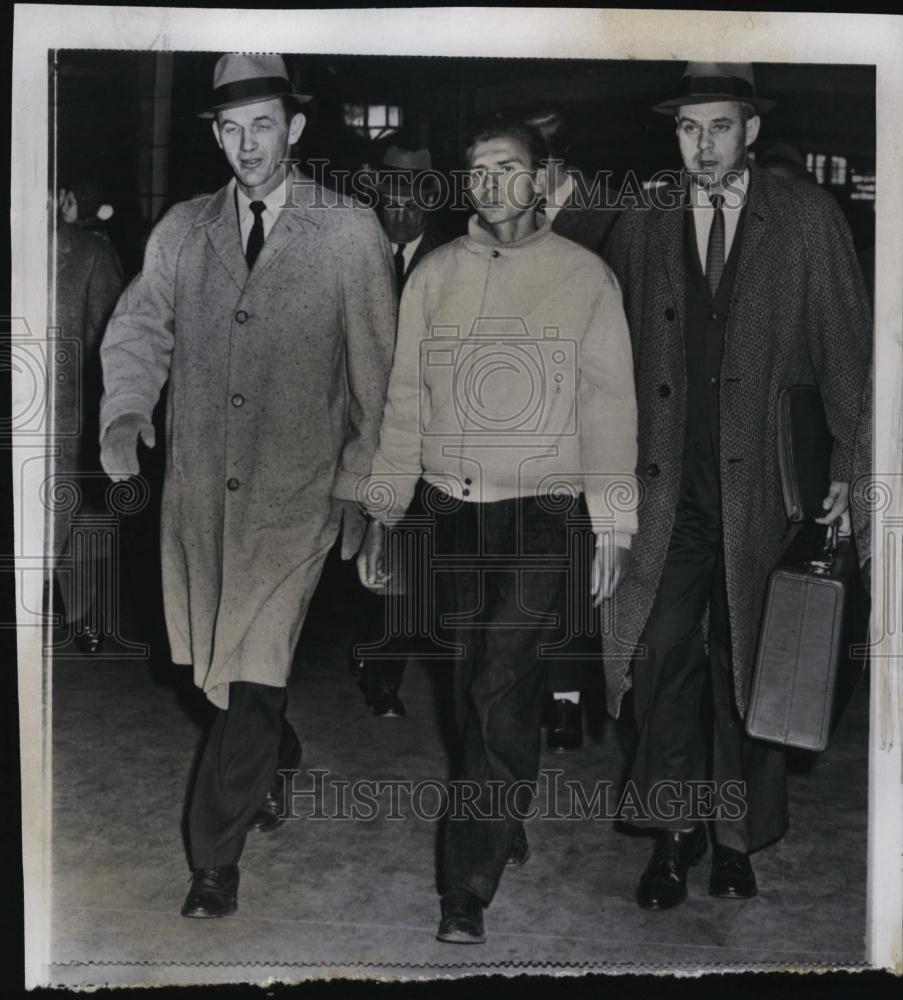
[375,146,436,195]
[652,62,775,115]
[198,53,312,119]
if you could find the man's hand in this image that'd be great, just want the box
[815,480,850,531]
[591,536,629,607]
[356,519,390,593]
[100,413,155,482]
[335,499,368,560]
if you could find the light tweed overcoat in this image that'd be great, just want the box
[602,162,871,718]
[100,173,396,708]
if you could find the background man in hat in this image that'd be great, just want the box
[604,62,870,910]
[524,106,623,752]
[98,53,396,918]
[351,145,450,718]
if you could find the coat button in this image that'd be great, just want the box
[491,250,500,258]
[227,478,240,491]
[462,488,470,496]
[709,376,717,385]
[647,463,660,478]
[664,308,676,321]
[710,311,718,320]
[464,477,472,485]
[658,384,671,398]
[235,310,248,324]
[232,394,245,407]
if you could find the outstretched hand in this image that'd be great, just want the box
[100,413,155,481]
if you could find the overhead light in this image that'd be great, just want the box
[343,102,403,141]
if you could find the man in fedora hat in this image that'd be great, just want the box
[351,144,450,718]
[99,53,396,918]
[604,62,870,909]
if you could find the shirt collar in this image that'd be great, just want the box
[689,167,749,208]
[233,178,286,222]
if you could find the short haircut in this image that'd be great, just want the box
[463,114,549,169]
[524,108,569,162]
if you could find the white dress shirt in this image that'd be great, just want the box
[690,169,749,273]
[234,181,285,254]
[391,232,425,275]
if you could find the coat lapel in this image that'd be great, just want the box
[654,184,688,323]
[243,170,321,289]
[197,183,249,292]
[731,163,769,303]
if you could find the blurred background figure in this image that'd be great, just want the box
[58,176,116,240]
[52,194,125,654]
[351,145,450,718]
[525,108,623,752]
[756,141,812,182]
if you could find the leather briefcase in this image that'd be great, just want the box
[777,385,832,522]
[746,525,854,751]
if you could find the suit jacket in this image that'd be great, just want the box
[399,224,448,291]
[100,172,396,708]
[603,162,871,718]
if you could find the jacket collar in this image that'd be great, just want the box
[464,213,553,252]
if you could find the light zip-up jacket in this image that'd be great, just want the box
[366,215,638,547]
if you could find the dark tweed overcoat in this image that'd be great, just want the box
[100,173,396,709]
[602,162,871,718]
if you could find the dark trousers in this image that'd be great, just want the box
[435,493,582,903]
[629,482,788,853]
[188,681,297,869]
[354,589,407,696]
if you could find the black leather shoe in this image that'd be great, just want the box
[637,825,708,911]
[437,889,486,944]
[547,698,582,752]
[248,729,302,833]
[506,828,530,867]
[74,624,105,656]
[709,844,757,899]
[368,688,406,718]
[181,865,239,918]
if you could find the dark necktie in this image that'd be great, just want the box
[245,200,266,270]
[705,193,725,296]
[394,243,407,291]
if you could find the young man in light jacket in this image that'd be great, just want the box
[357,117,638,944]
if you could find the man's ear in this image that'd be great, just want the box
[211,119,223,151]
[745,114,761,148]
[288,112,307,146]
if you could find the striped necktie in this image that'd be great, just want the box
[705,193,725,296]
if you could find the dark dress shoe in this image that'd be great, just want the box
[506,828,530,867]
[709,844,758,899]
[248,729,302,833]
[637,825,708,911]
[74,624,105,656]
[437,889,486,944]
[368,688,406,718]
[181,865,239,918]
[546,698,582,752]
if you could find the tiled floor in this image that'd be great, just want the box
[47,550,869,987]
